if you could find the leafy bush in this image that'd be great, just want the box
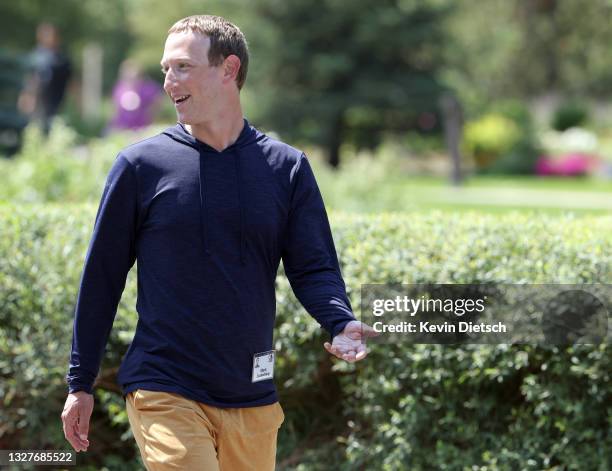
[1,206,610,470]
[486,100,542,175]
[540,127,599,156]
[552,102,589,132]
[0,121,160,204]
[463,114,521,169]
[464,102,541,175]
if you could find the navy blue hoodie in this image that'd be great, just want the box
[66,120,355,407]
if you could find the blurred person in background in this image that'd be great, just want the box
[61,14,376,471]
[108,59,162,132]
[18,22,71,136]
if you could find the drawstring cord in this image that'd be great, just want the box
[199,152,211,255]
[234,150,246,265]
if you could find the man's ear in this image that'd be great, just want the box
[222,55,241,85]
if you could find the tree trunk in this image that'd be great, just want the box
[326,113,344,168]
[440,94,463,186]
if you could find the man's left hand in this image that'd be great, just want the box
[324,320,379,363]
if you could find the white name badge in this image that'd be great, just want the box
[252,350,275,383]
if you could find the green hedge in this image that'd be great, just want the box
[0,206,610,470]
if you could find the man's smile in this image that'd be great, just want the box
[174,94,191,104]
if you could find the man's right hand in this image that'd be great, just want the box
[61,391,94,452]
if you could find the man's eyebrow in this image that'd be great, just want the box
[161,57,193,65]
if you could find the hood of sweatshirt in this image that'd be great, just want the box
[161,119,266,265]
[162,118,265,152]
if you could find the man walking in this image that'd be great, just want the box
[18,23,71,136]
[62,15,375,470]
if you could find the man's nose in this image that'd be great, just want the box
[164,69,178,90]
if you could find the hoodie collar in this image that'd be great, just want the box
[162,118,261,153]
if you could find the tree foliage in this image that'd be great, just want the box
[4,0,612,163]
[244,0,452,166]
[443,0,612,113]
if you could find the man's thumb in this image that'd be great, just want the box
[360,322,380,338]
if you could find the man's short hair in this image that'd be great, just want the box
[168,15,249,90]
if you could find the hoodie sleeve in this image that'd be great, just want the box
[66,154,138,394]
[281,154,355,340]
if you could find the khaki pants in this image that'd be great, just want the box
[126,389,284,470]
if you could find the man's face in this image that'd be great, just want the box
[160,31,224,125]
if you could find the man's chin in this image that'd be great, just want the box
[177,115,209,128]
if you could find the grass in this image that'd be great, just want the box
[460,175,612,191]
[313,159,612,215]
[396,177,612,214]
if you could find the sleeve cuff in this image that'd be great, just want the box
[67,381,94,395]
[330,318,355,341]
